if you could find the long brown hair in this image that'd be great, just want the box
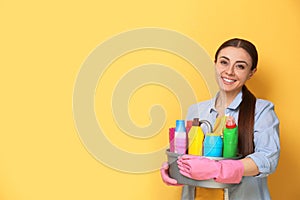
[215,38,258,156]
[238,85,256,156]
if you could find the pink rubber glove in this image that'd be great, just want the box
[177,155,244,184]
[160,162,183,186]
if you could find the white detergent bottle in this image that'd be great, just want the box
[174,120,187,154]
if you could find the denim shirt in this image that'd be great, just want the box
[182,91,280,200]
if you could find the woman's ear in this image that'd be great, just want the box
[248,68,257,79]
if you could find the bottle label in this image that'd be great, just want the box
[175,137,186,154]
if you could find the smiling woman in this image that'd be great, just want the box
[214,39,259,158]
[161,38,280,200]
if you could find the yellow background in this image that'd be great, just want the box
[1,0,299,199]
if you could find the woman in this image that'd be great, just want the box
[160,38,280,200]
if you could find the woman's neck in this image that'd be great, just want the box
[215,90,241,116]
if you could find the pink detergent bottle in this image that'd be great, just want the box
[169,127,175,152]
[174,120,187,154]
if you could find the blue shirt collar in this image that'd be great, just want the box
[209,90,243,113]
[228,90,243,110]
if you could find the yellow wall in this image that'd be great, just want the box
[1,0,299,199]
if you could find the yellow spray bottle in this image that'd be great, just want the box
[188,118,212,155]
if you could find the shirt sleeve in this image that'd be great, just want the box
[246,100,280,178]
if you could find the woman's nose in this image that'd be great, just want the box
[225,64,235,75]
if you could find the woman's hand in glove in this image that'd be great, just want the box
[160,162,183,186]
[177,155,244,184]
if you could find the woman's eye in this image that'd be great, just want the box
[236,64,245,70]
[220,60,228,65]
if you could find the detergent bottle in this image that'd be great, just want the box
[186,120,193,149]
[169,127,175,152]
[188,119,212,156]
[203,133,223,157]
[174,120,187,154]
[186,120,193,137]
[203,116,224,157]
[223,116,238,158]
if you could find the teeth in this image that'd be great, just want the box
[223,78,235,83]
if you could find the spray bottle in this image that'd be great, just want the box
[223,116,238,158]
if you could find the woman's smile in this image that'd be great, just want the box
[222,76,236,84]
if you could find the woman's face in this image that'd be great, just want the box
[215,46,256,95]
